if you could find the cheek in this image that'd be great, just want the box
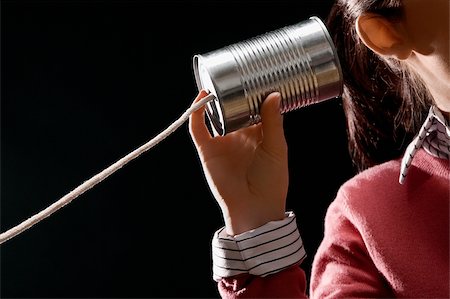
[436,9,450,81]
[403,0,449,55]
[434,2,449,63]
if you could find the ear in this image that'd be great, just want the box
[355,13,412,60]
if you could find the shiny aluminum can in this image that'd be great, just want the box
[193,16,343,136]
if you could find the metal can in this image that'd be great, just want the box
[193,16,343,136]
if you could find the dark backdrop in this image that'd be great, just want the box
[1,0,355,298]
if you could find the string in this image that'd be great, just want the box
[0,93,216,245]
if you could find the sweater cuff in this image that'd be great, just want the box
[211,211,306,281]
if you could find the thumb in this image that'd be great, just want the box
[260,92,287,154]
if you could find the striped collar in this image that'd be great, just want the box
[399,106,450,184]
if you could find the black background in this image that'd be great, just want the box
[1,0,355,298]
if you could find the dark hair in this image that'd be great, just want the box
[326,0,432,172]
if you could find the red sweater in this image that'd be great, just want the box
[218,149,449,298]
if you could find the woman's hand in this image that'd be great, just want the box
[189,90,289,236]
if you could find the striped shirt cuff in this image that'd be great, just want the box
[211,211,306,281]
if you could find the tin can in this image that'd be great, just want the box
[193,16,343,136]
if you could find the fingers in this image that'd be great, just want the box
[260,92,287,153]
[190,90,286,153]
[189,89,212,146]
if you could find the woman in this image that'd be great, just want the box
[188,0,449,297]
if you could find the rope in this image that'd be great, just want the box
[0,93,215,245]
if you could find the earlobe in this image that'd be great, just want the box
[355,13,412,60]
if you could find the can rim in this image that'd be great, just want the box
[192,54,226,136]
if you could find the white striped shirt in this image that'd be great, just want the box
[212,105,450,281]
[212,211,306,281]
[400,105,450,184]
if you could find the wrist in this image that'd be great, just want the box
[223,208,286,236]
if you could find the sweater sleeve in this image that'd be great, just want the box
[213,211,309,298]
[309,189,394,298]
